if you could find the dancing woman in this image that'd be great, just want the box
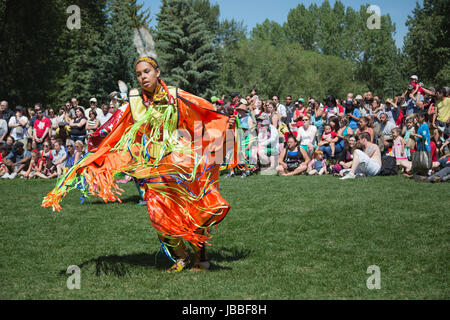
[42,56,237,272]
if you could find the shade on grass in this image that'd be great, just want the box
[0,175,448,299]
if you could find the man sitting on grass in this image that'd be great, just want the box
[341,132,381,179]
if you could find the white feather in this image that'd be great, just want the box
[118,80,128,94]
[133,26,157,58]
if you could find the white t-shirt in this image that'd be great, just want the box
[0,119,7,139]
[297,125,317,146]
[49,116,58,137]
[277,104,287,118]
[8,116,28,140]
[97,111,112,126]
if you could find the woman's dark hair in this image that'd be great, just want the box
[329,116,340,132]
[324,95,336,107]
[89,109,97,117]
[75,107,84,117]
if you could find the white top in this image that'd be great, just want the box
[277,103,287,118]
[8,115,29,140]
[84,107,103,119]
[297,125,317,146]
[258,124,279,151]
[97,111,113,126]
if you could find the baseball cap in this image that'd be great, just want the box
[211,96,219,103]
[217,99,224,105]
[297,98,305,103]
[90,97,97,103]
[410,75,418,80]
[240,98,248,105]
[230,92,240,98]
[355,95,363,100]
[15,105,24,112]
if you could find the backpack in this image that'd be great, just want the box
[379,155,398,176]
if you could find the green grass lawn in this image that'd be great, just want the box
[0,175,449,299]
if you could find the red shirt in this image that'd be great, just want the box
[34,117,51,139]
[411,82,425,94]
[321,131,337,141]
[430,140,437,162]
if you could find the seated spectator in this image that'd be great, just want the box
[257,119,279,175]
[34,154,57,179]
[20,149,42,179]
[0,100,15,124]
[323,95,344,121]
[0,116,7,143]
[340,132,382,179]
[291,98,308,130]
[333,135,357,176]
[86,110,100,135]
[97,103,113,126]
[74,140,85,163]
[8,106,28,146]
[392,127,412,172]
[51,138,67,177]
[379,112,396,152]
[68,107,87,143]
[345,100,361,130]
[64,141,76,169]
[32,108,51,151]
[277,134,309,176]
[338,117,354,138]
[84,98,102,119]
[318,123,339,159]
[0,145,10,176]
[296,115,317,157]
[309,98,324,136]
[307,149,327,175]
[3,141,31,179]
[4,135,15,150]
[47,107,59,137]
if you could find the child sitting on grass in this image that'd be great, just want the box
[308,150,328,175]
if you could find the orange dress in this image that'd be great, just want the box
[42,80,237,247]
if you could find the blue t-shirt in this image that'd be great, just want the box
[416,123,431,152]
[349,108,361,130]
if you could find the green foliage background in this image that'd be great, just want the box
[0,0,448,108]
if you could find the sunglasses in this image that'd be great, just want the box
[302,118,309,121]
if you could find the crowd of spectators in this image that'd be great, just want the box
[0,93,120,179]
[1,76,449,183]
[213,75,450,182]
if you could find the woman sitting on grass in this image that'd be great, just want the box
[332,135,358,176]
[34,154,57,179]
[20,149,42,179]
[277,134,310,176]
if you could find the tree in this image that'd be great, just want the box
[403,0,450,88]
[155,0,219,98]
[0,0,64,107]
[251,19,287,47]
[54,0,108,107]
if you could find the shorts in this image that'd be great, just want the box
[354,149,381,176]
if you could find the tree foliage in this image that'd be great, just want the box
[403,0,450,88]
